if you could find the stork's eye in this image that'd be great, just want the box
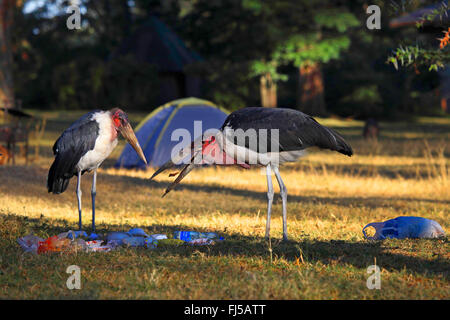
[114,117,121,127]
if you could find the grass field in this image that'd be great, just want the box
[0,110,448,299]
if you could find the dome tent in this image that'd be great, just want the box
[116,98,229,169]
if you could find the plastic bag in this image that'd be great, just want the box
[363,216,446,240]
[17,235,44,254]
[37,236,72,253]
[127,228,150,237]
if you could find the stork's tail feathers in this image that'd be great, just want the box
[47,160,71,194]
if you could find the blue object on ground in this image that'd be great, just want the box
[127,228,149,237]
[107,232,131,244]
[174,231,220,242]
[67,231,88,240]
[87,233,100,240]
[122,236,153,247]
[363,216,446,240]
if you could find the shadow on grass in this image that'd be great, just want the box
[3,213,448,279]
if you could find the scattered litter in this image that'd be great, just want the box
[188,238,216,245]
[363,216,446,240]
[151,234,168,240]
[174,231,223,242]
[37,235,78,254]
[66,231,88,240]
[85,240,103,249]
[86,240,113,252]
[106,232,131,244]
[17,235,44,254]
[87,233,100,240]
[17,228,224,254]
[122,236,151,247]
[127,228,150,237]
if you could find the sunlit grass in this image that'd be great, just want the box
[0,111,448,299]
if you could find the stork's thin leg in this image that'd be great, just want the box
[265,164,274,240]
[91,168,97,232]
[76,170,82,230]
[273,166,288,241]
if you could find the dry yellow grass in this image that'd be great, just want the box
[0,113,448,299]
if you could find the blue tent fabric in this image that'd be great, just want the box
[116,98,228,169]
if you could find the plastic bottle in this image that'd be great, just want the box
[173,231,222,241]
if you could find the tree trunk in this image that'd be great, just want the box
[0,0,15,108]
[260,72,277,108]
[297,63,326,116]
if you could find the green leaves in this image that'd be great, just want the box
[249,6,358,83]
[387,45,449,71]
[242,0,263,13]
[274,33,351,69]
[250,60,288,82]
[313,9,360,33]
[389,1,449,72]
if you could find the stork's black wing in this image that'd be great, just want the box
[47,111,100,194]
[221,107,353,156]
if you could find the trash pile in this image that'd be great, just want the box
[363,216,446,240]
[17,229,224,254]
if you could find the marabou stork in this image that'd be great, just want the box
[150,107,353,241]
[47,108,147,231]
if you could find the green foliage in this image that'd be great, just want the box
[242,0,263,13]
[249,5,359,84]
[313,9,360,33]
[342,85,382,104]
[388,1,450,71]
[279,35,352,67]
[249,60,288,82]
[389,45,450,71]
[415,0,448,28]
[11,0,447,117]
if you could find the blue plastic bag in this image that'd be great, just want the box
[106,232,131,243]
[127,228,150,237]
[363,216,445,240]
[66,231,88,240]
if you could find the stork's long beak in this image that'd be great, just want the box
[120,123,147,164]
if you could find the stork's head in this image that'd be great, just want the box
[110,108,147,164]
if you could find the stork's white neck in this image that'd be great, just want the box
[76,111,118,171]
